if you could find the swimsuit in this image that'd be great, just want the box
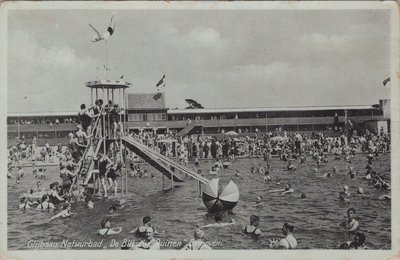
[135,227,147,238]
[107,27,114,35]
[243,226,259,236]
[99,159,108,178]
[78,111,92,131]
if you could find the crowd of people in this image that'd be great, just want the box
[8,103,391,250]
[8,117,77,125]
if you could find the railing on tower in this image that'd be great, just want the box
[69,107,104,192]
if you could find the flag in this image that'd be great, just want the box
[383,77,390,86]
[156,74,166,88]
[153,92,162,101]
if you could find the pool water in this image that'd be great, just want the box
[8,154,391,250]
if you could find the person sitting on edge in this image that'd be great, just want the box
[243,215,262,237]
[269,222,298,249]
[97,217,122,236]
[131,227,160,250]
[181,228,212,250]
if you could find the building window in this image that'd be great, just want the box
[8,132,18,139]
[298,125,313,131]
[153,113,166,121]
[37,132,55,139]
[56,131,71,138]
[128,114,143,122]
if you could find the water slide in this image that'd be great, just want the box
[176,120,199,137]
[121,136,209,184]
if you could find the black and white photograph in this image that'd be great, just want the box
[1,1,399,259]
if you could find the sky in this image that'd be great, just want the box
[7,8,392,113]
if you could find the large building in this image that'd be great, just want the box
[7,95,390,146]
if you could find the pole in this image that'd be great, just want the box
[17,117,20,140]
[105,42,109,80]
[107,89,110,138]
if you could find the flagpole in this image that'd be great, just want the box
[105,41,109,80]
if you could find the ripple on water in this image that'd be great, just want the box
[7,154,391,249]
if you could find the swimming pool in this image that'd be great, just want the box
[7,154,391,250]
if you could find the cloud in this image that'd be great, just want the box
[8,30,100,112]
[186,26,226,49]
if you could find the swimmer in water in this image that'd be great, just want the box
[339,185,351,202]
[269,183,294,194]
[19,197,34,210]
[338,232,367,249]
[286,162,296,171]
[117,199,126,210]
[200,212,235,228]
[130,227,160,250]
[299,154,306,163]
[347,166,356,180]
[97,217,123,236]
[235,169,241,177]
[49,203,74,220]
[300,193,306,199]
[269,223,297,249]
[181,228,212,250]
[339,208,359,235]
[255,196,263,205]
[34,181,45,192]
[129,216,157,238]
[243,215,262,237]
[379,194,391,200]
[106,206,119,216]
[263,165,271,182]
[37,195,55,211]
[87,196,94,209]
[209,165,219,175]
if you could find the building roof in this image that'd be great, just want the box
[127,93,166,110]
[85,80,131,89]
[168,105,379,115]
[8,111,77,117]
[7,104,380,117]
